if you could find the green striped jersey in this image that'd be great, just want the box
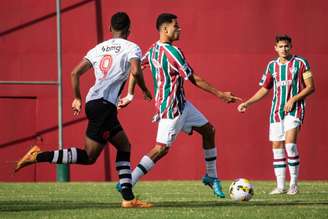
[259,55,310,123]
[143,41,193,119]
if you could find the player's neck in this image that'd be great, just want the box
[159,35,173,44]
[111,31,128,40]
[278,55,293,64]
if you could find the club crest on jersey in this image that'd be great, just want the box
[289,67,297,74]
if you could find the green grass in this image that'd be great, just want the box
[0,181,328,219]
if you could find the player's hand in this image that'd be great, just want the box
[117,96,132,109]
[72,98,82,115]
[220,92,242,103]
[237,102,248,113]
[284,98,295,113]
[143,89,152,101]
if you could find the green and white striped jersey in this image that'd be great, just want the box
[259,55,310,123]
[143,41,193,119]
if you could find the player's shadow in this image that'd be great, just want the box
[1,200,328,212]
[0,200,116,212]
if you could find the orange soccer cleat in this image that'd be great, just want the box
[121,198,153,208]
[15,145,41,172]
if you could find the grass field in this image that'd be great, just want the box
[0,181,327,219]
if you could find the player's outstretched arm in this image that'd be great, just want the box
[188,73,242,103]
[237,87,269,113]
[118,58,152,109]
[71,58,92,115]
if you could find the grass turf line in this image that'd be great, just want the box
[0,181,327,219]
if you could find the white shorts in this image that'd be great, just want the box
[269,115,301,141]
[156,101,208,146]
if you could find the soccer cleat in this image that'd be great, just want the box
[15,145,40,172]
[121,198,153,208]
[202,175,225,198]
[287,185,298,195]
[116,182,122,192]
[269,187,287,195]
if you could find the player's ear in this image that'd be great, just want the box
[162,24,168,34]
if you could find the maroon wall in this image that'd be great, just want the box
[1,0,327,182]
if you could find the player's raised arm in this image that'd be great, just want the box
[188,73,242,103]
[71,58,92,115]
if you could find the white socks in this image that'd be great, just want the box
[285,143,300,186]
[204,148,218,178]
[272,148,286,189]
[131,156,155,186]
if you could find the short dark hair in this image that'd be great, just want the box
[156,13,177,31]
[275,34,292,44]
[111,12,130,32]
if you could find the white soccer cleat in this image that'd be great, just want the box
[269,187,287,195]
[287,185,299,195]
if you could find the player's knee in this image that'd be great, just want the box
[204,123,215,138]
[272,142,284,149]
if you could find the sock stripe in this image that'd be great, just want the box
[137,164,148,174]
[205,156,216,161]
[119,174,132,179]
[274,164,287,168]
[288,155,299,159]
[57,150,63,163]
[71,148,77,163]
[116,165,131,171]
[274,158,286,162]
[62,149,68,163]
[52,151,59,163]
[288,162,300,166]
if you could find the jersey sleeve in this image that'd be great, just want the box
[127,44,142,61]
[141,51,150,69]
[84,46,98,66]
[166,46,193,80]
[259,62,273,89]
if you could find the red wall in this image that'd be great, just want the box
[1,0,327,182]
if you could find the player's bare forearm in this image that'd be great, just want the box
[189,74,222,96]
[189,73,241,103]
[127,73,137,95]
[238,87,269,113]
[71,58,92,99]
[70,59,91,115]
[244,87,269,107]
[284,76,315,113]
[129,59,149,93]
[290,77,315,102]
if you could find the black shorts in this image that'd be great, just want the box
[85,98,123,144]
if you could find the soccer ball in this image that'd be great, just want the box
[229,178,254,201]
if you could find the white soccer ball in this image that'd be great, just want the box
[229,178,254,201]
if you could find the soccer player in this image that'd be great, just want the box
[119,13,241,198]
[15,12,153,208]
[237,35,315,195]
